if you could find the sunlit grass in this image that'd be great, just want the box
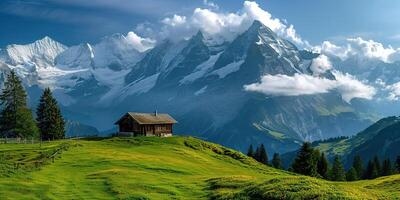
[0,137,399,199]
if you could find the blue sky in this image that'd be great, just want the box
[1,0,400,47]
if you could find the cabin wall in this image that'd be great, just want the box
[141,124,173,136]
[154,124,172,134]
[117,117,174,137]
[118,117,141,133]
[119,117,133,132]
[144,125,154,136]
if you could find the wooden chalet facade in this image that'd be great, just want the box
[115,112,177,137]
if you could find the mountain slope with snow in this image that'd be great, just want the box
[0,21,377,154]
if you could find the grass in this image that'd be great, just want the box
[316,138,353,156]
[0,136,399,199]
[252,123,287,140]
[315,105,354,116]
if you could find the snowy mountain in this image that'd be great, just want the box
[0,36,66,68]
[0,21,375,154]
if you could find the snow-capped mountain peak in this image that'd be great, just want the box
[91,33,144,70]
[0,36,67,68]
[55,43,94,69]
[0,21,376,155]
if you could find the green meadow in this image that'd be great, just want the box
[0,137,399,200]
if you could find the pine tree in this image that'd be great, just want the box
[373,156,381,175]
[317,152,329,179]
[396,156,400,173]
[346,167,358,181]
[364,160,379,179]
[36,88,65,140]
[247,144,254,158]
[254,146,261,162]
[291,142,318,177]
[381,159,393,176]
[352,155,364,180]
[0,71,38,138]
[329,155,346,181]
[259,144,268,165]
[271,153,282,169]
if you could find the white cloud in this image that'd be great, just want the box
[384,82,400,101]
[310,55,332,75]
[162,15,187,27]
[314,41,353,61]
[347,37,399,63]
[375,78,386,87]
[203,0,219,9]
[314,37,400,63]
[125,32,156,52]
[241,1,307,46]
[157,1,308,46]
[244,73,336,96]
[332,71,376,102]
[244,71,375,103]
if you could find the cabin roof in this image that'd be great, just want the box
[115,112,177,125]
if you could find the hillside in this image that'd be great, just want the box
[0,137,399,199]
[297,116,400,167]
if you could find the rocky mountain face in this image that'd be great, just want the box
[0,21,374,154]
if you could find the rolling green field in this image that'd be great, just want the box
[0,137,399,199]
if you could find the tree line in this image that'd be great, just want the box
[0,71,65,140]
[247,142,400,181]
[247,144,283,169]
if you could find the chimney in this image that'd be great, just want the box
[154,110,158,116]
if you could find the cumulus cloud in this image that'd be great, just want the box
[314,41,353,61]
[242,1,307,46]
[244,73,336,96]
[203,0,219,9]
[244,71,375,103]
[162,14,187,27]
[333,71,376,102]
[156,1,308,46]
[310,55,332,75]
[314,37,400,63]
[348,38,399,63]
[384,82,400,101]
[125,32,156,52]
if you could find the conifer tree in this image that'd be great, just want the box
[0,71,38,138]
[291,142,318,177]
[365,160,379,179]
[36,88,65,140]
[381,159,393,176]
[271,153,282,169]
[259,144,268,165]
[317,152,329,179]
[346,167,358,181]
[247,144,254,158]
[396,156,400,173]
[373,156,381,175]
[329,155,346,181]
[254,146,261,162]
[352,155,364,180]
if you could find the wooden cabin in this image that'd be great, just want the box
[114,112,177,137]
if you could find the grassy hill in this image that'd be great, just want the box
[300,116,400,167]
[0,137,399,199]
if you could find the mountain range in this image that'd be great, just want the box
[0,20,388,154]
